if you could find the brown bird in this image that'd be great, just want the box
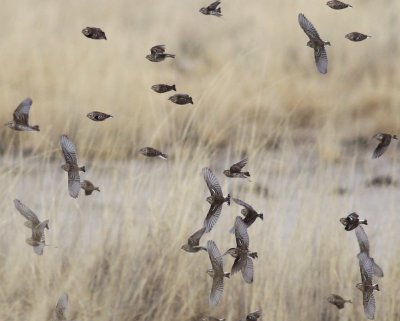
[86,111,113,121]
[80,180,100,196]
[168,94,193,105]
[60,135,85,198]
[26,219,49,255]
[372,133,397,159]
[327,294,352,309]
[14,199,49,230]
[340,212,367,231]
[200,1,222,17]
[223,158,250,179]
[146,45,175,62]
[326,0,352,9]
[298,13,330,74]
[356,252,379,320]
[345,32,371,42]
[139,147,167,160]
[55,293,69,321]
[206,240,230,307]
[229,198,263,232]
[181,227,207,253]
[224,216,257,284]
[82,27,107,40]
[244,310,262,321]
[203,167,230,233]
[5,97,39,131]
[151,84,176,93]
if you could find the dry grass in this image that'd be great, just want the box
[0,0,399,320]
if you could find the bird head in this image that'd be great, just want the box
[306,41,313,48]
[355,283,364,291]
[206,196,214,204]
[199,7,208,14]
[61,164,69,172]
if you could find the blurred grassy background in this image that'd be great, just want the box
[0,0,399,320]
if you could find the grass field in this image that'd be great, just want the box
[0,0,399,320]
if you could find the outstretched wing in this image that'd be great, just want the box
[230,158,248,173]
[241,257,254,284]
[207,0,221,11]
[204,204,222,233]
[233,198,254,211]
[151,45,165,55]
[314,47,328,74]
[234,216,249,249]
[13,199,40,227]
[355,226,370,255]
[362,290,375,320]
[60,135,78,166]
[202,167,223,196]
[55,292,69,321]
[207,240,223,274]
[298,13,322,43]
[372,141,388,159]
[68,170,81,198]
[188,227,206,246]
[13,97,32,126]
[210,274,224,307]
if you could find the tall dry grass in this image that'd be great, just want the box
[0,0,399,320]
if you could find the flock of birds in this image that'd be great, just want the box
[3,2,397,320]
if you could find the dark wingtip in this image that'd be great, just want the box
[172,85,176,91]
[226,194,231,206]
[33,125,40,131]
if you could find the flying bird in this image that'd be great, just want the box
[202,167,230,232]
[223,158,250,179]
[327,294,352,309]
[60,135,86,199]
[139,147,167,160]
[14,199,49,230]
[151,84,176,93]
[200,318,225,321]
[25,219,49,255]
[80,180,100,196]
[206,240,230,307]
[326,0,352,9]
[86,111,113,121]
[5,97,39,131]
[168,94,193,105]
[229,198,263,232]
[298,13,330,74]
[146,45,175,62]
[55,293,69,320]
[181,227,207,253]
[345,32,371,42]
[244,310,262,321]
[200,1,222,17]
[340,212,367,231]
[372,133,397,159]
[82,27,107,40]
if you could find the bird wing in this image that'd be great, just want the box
[362,290,376,320]
[31,220,48,243]
[233,198,254,211]
[33,243,45,256]
[207,240,223,274]
[13,97,32,126]
[231,256,246,275]
[372,141,388,159]
[202,167,223,196]
[68,170,81,198]
[151,45,165,55]
[298,13,322,43]
[209,274,224,307]
[55,293,69,321]
[60,135,78,165]
[188,227,206,246]
[355,226,370,255]
[207,0,221,10]
[204,203,222,233]
[13,199,40,226]
[234,216,249,249]
[230,158,248,173]
[358,252,374,281]
[241,256,254,284]
[370,258,384,278]
[314,47,328,74]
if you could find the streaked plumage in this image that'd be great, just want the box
[168,94,193,105]
[139,147,167,160]
[60,135,86,199]
[223,158,250,179]
[345,32,371,42]
[224,217,257,284]
[230,198,263,232]
[181,227,207,253]
[298,13,330,74]
[151,84,176,93]
[206,240,230,307]
[326,0,352,9]
[372,133,397,159]
[14,199,49,230]
[86,111,113,121]
[339,212,367,231]
[203,167,230,233]
[327,294,352,309]
[146,45,175,62]
[80,180,100,196]
[200,1,222,17]
[5,97,39,131]
[82,27,107,40]
[26,219,49,255]
[55,293,69,321]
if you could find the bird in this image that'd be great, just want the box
[326,0,352,9]
[82,27,107,40]
[181,227,207,253]
[86,111,113,121]
[5,97,39,131]
[26,219,49,255]
[146,45,175,62]
[202,167,230,233]
[223,158,250,179]
[298,13,330,74]
[229,198,263,232]
[14,199,49,230]
[206,240,230,307]
[200,317,225,321]
[224,217,257,284]
[345,32,371,42]
[151,84,176,93]
[139,147,167,160]
[356,252,379,320]
[168,94,193,105]
[327,294,352,309]
[244,310,262,321]
[200,1,222,17]
[80,180,100,196]
[60,135,85,198]
[355,226,384,278]
[55,293,69,320]
[372,133,397,159]
[340,212,367,231]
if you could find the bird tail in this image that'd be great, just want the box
[244,171,250,177]
[374,284,380,291]
[189,97,194,104]
[249,252,258,259]
[95,187,100,192]
[393,135,398,140]
[33,125,40,131]
[225,194,231,205]
[325,41,331,46]
[259,213,264,220]
[217,8,221,13]
[171,84,176,91]
[80,166,86,172]
[361,219,368,225]
[166,54,175,58]
[224,272,231,278]
[159,153,168,160]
